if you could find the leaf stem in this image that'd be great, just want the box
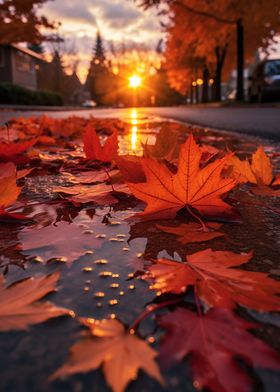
[130,298,182,332]
[186,205,208,231]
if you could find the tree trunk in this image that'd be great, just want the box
[236,18,244,101]
[214,45,227,101]
[202,67,209,103]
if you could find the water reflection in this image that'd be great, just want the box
[118,108,156,156]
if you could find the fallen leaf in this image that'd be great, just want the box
[19,221,102,265]
[144,249,280,311]
[159,308,280,392]
[156,222,224,244]
[229,146,280,196]
[52,317,163,392]
[83,125,118,162]
[54,183,130,205]
[62,169,120,184]
[115,155,146,183]
[0,272,71,331]
[0,139,37,162]
[143,126,178,160]
[0,165,21,209]
[128,134,237,221]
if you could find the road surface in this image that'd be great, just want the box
[1,106,280,141]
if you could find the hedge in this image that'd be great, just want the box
[0,84,63,106]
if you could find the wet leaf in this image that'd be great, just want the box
[159,308,280,392]
[128,134,237,221]
[144,249,280,311]
[0,272,71,331]
[52,317,163,392]
[83,126,118,162]
[54,183,130,205]
[0,138,37,162]
[156,222,224,244]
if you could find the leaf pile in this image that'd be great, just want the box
[0,114,280,392]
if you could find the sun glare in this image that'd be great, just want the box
[129,74,142,88]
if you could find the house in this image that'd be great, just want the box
[0,44,44,90]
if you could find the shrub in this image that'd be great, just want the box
[0,84,63,106]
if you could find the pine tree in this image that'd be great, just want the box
[93,31,106,64]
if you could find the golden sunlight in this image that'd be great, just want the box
[129,74,142,88]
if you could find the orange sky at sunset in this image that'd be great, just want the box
[40,0,164,82]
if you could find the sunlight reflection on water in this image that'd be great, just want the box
[118,108,156,156]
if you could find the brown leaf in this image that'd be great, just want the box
[0,272,71,331]
[52,318,163,392]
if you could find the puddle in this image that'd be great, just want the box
[0,109,280,392]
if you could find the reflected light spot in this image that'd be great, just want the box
[131,125,138,152]
[130,109,138,119]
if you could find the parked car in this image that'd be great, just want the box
[81,100,96,108]
[248,59,280,102]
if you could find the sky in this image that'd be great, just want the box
[40,0,163,81]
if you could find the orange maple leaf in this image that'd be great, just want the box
[229,146,280,195]
[0,162,21,210]
[0,272,71,331]
[52,318,163,392]
[156,222,224,244]
[144,249,280,311]
[128,134,237,221]
[83,125,118,162]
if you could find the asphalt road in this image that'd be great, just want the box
[1,106,280,141]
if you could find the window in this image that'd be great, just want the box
[0,48,5,67]
[14,51,34,73]
[265,60,280,76]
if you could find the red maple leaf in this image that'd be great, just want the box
[144,249,280,311]
[159,308,280,392]
[0,138,37,162]
[83,125,118,162]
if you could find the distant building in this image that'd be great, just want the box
[37,51,84,104]
[0,44,44,90]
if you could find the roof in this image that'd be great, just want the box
[10,44,46,61]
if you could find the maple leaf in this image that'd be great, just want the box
[156,222,224,244]
[143,126,178,160]
[54,183,130,205]
[144,249,280,311]
[19,221,102,266]
[115,155,146,183]
[83,125,118,162]
[61,169,120,185]
[127,134,237,221]
[0,272,71,331]
[52,318,163,392]
[159,308,280,392]
[229,146,280,196]
[0,163,21,209]
[0,138,37,162]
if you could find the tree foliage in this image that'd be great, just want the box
[0,0,55,44]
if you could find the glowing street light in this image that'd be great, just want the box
[129,74,142,88]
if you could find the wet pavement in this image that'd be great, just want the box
[0,109,280,392]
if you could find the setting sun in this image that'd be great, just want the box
[129,74,142,88]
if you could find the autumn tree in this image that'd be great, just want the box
[0,0,55,44]
[137,0,280,101]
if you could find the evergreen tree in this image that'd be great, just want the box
[93,31,106,64]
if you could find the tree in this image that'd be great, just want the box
[137,0,280,101]
[85,31,113,106]
[0,0,55,44]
